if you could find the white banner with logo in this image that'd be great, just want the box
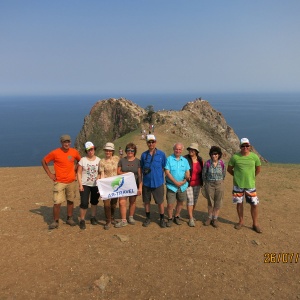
[96,172,137,200]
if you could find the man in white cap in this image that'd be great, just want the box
[227,138,262,233]
[42,134,81,229]
[140,134,167,228]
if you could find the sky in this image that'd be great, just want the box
[1,0,300,96]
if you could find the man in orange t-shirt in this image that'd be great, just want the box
[42,134,81,229]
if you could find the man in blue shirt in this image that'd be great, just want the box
[140,135,167,228]
[165,143,190,227]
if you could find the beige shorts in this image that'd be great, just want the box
[53,181,77,204]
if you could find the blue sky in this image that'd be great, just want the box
[1,0,299,95]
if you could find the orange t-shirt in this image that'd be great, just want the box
[43,148,81,183]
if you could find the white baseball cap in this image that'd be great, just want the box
[85,141,95,150]
[240,138,250,145]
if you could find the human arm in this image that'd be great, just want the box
[165,169,187,188]
[255,166,261,176]
[227,165,234,176]
[41,159,56,182]
[137,167,142,196]
[77,165,84,191]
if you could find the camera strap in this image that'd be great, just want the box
[145,149,156,168]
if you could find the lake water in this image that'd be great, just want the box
[0,92,299,166]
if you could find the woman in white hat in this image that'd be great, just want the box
[99,142,120,230]
[77,141,101,230]
[184,142,204,227]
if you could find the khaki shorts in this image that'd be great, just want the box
[166,188,187,205]
[53,181,77,204]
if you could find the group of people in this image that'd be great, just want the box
[42,134,262,233]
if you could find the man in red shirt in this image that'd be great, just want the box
[42,134,81,229]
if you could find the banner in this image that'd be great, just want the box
[96,172,137,200]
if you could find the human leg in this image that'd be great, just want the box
[110,198,118,223]
[128,195,137,218]
[235,202,244,228]
[90,186,99,221]
[79,186,90,221]
[250,204,262,233]
[119,197,127,220]
[103,199,111,229]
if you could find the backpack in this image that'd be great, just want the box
[205,159,225,172]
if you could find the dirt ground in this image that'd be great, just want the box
[0,162,299,300]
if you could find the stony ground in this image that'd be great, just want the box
[0,158,299,299]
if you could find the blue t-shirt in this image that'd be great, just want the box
[165,154,190,192]
[140,149,167,188]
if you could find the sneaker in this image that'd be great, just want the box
[128,216,136,225]
[142,218,151,227]
[90,217,98,225]
[79,220,86,230]
[212,219,219,228]
[204,218,212,226]
[49,221,59,230]
[160,218,166,228]
[104,223,111,230]
[166,218,173,227]
[66,218,76,226]
[188,218,195,227]
[173,216,182,225]
[115,220,128,228]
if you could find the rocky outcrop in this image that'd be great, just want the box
[75,97,265,161]
[75,98,145,153]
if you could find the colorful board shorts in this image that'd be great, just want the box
[232,186,259,205]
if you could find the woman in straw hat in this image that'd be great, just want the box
[99,142,120,230]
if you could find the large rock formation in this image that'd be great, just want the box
[75,97,264,161]
[75,98,144,153]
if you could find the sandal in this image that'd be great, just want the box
[234,223,243,230]
[252,225,262,233]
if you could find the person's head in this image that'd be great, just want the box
[84,141,96,155]
[173,142,184,158]
[103,142,115,157]
[209,146,222,160]
[125,142,137,156]
[240,137,251,155]
[187,142,199,157]
[146,134,156,150]
[60,134,71,151]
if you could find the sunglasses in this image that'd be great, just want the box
[211,153,219,156]
[241,145,250,148]
[126,149,135,153]
[147,141,156,144]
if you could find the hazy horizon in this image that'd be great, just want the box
[1,0,300,96]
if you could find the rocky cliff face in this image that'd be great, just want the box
[75,98,145,153]
[75,97,264,160]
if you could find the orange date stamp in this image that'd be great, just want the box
[264,253,299,263]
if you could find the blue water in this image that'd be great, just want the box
[0,92,299,166]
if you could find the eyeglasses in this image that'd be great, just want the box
[211,153,219,156]
[147,141,156,144]
[126,149,135,153]
[241,145,250,148]
[63,140,71,144]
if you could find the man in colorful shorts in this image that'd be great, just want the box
[227,138,262,233]
[42,134,81,229]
